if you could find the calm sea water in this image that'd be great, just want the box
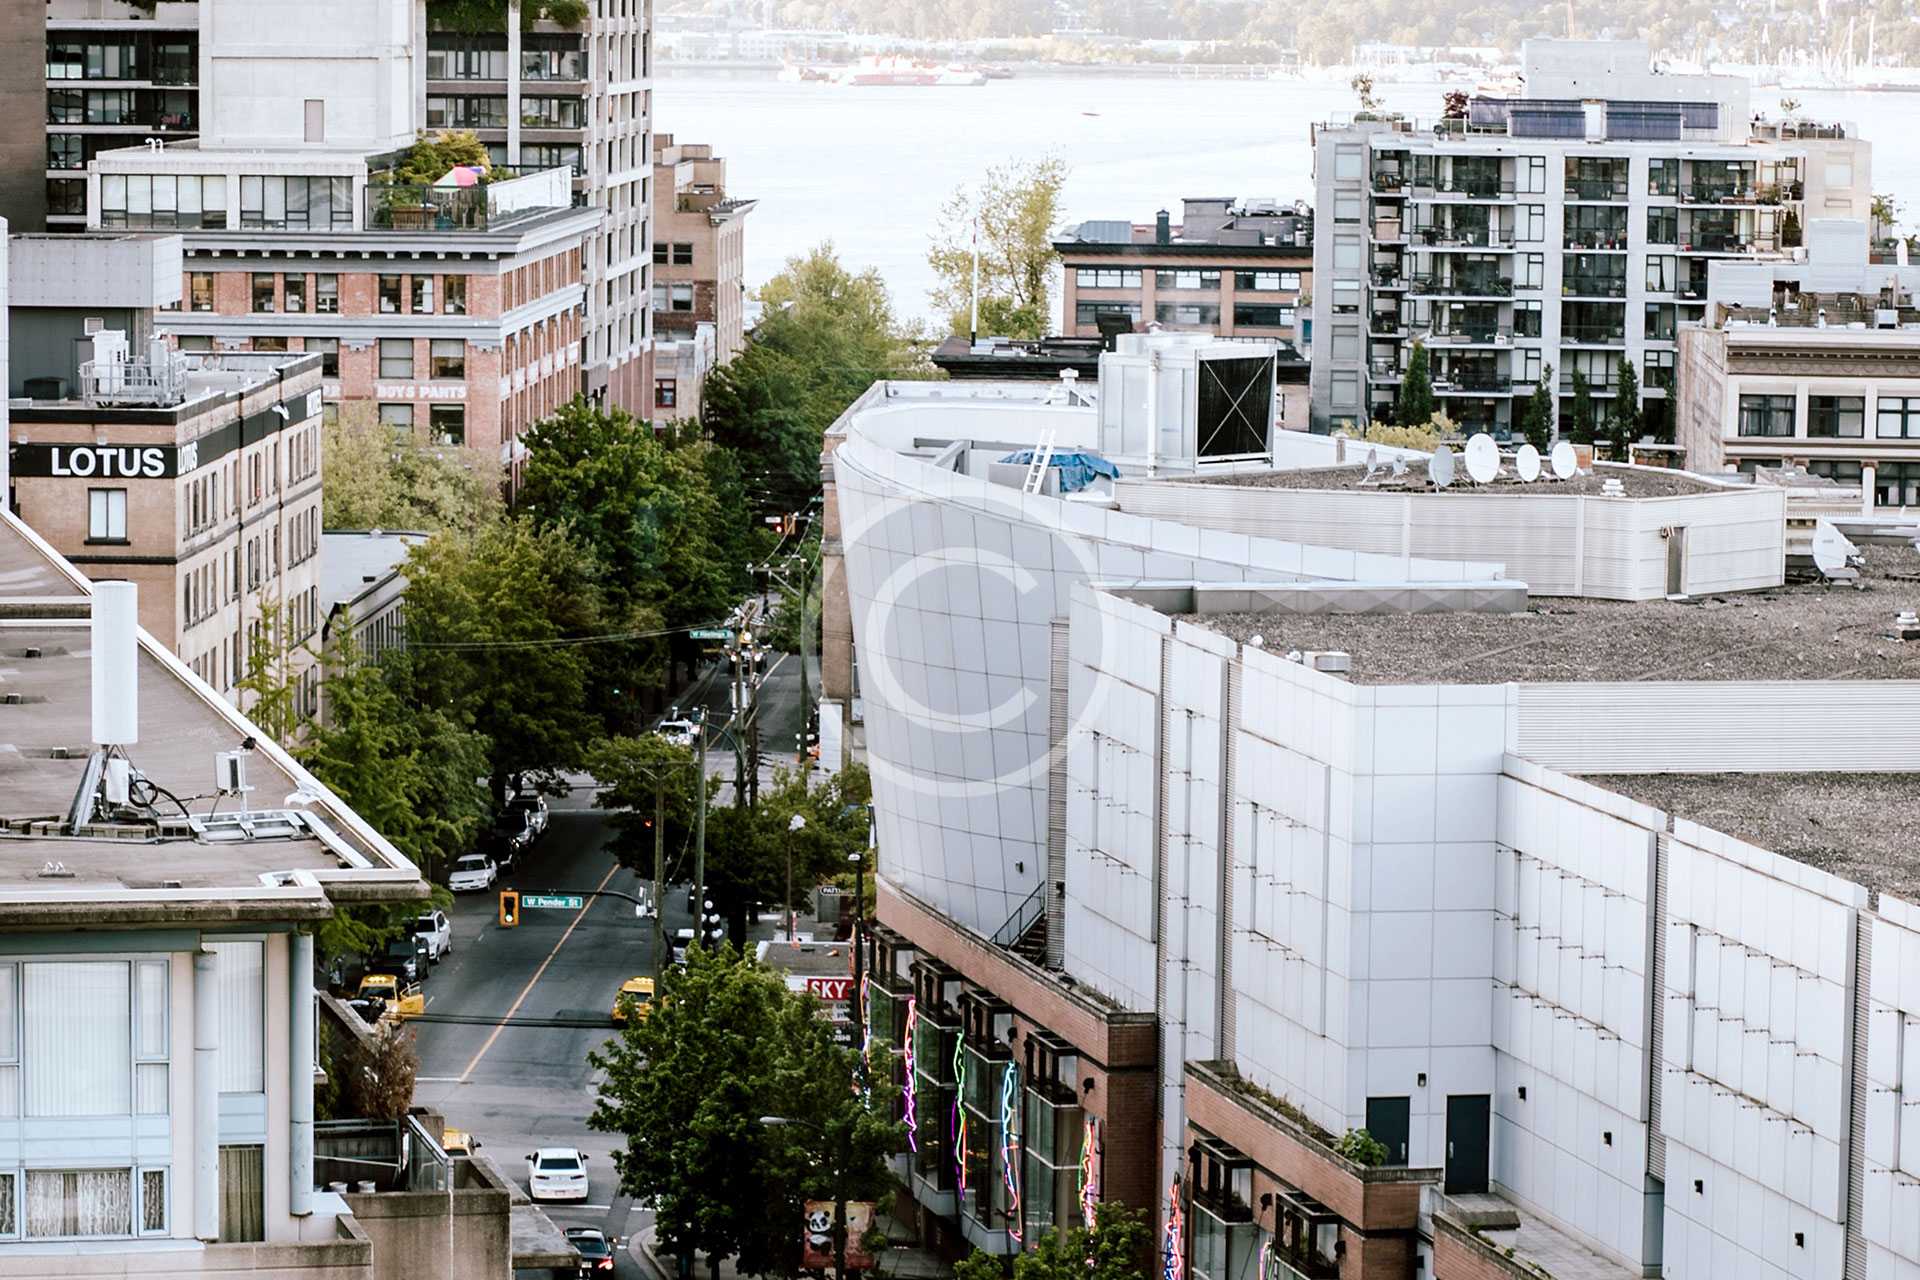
[657,70,1920,324]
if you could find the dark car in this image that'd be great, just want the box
[505,792,549,840]
[565,1227,617,1276]
[481,825,522,875]
[370,935,426,984]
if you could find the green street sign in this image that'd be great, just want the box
[690,629,731,641]
[521,893,585,910]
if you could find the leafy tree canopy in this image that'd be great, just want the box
[428,0,588,34]
[323,408,501,536]
[928,156,1069,340]
[384,130,493,186]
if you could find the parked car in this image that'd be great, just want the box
[410,910,452,962]
[525,1148,590,1202]
[355,973,424,1021]
[610,976,655,1024]
[505,792,549,839]
[565,1227,618,1275]
[656,718,697,748]
[441,1128,480,1156]
[369,935,426,984]
[483,826,522,875]
[669,927,696,967]
[448,854,497,892]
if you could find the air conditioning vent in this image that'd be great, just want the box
[83,316,105,335]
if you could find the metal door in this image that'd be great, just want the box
[1445,1094,1491,1194]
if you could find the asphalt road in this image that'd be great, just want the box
[677,652,821,805]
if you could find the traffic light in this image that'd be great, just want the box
[498,889,519,927]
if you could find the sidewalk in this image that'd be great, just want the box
[631,1205,949,1280]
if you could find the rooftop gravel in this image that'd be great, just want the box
[1199,461,1719,498]
[1193,545,1920,684]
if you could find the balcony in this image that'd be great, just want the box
[1565,177,1629,201]
[1561,322,1626,345]
[1678,234,1758,254]
[1412,227,1514,250]
[1427,326,1513,347]
[1371,170,1406,195]
[1372,267,1408,290]
[1435,372,1513,393]
[1370,220,1407,244]
[1678,182,1796,206]
[1369,313,1407,336]
[1562,276,1628,299]
[363,166,573,232]
[1416,176,1515,201]
[1563,230,1629,251]
[1559,375,1620,393]
[1410,274,1513,298]
[1369,356,1402,380]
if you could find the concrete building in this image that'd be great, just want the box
[423,0,655,415]
[1,0,50,232]
[1056,198,1313,348]
[319,528,425,665]
[0,497,574,1277]
[1675,217,1920,509]
[81,0,600,465]
[1307,38,1872,438]
[823,332,1920,1279]
[8,234,324,712]
[650,133,755,419]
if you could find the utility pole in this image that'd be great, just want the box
[748,656,761,808]
[693,707,709,925]
[797,535,812,764]
[651,782,666,976]
[732,636,747,809]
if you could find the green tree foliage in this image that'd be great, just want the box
[955,1205,1151,1280]
[1334,1128,1390,1167]
[428,0,588,34]
[584,734,702,874]
[516,398,752,722]
[698,764,871,943]
[1569,370,1597,446]
[323,408,501,536]
[1521,362,1555,452]
[703,244,922,519]
[1394,341,1434,428]
[386,130,493,185]
[928,156,1069,339]
[399,516,604,799]
[589,947,902,1277]
[1610,356,1642,459]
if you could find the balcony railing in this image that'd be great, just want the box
[1371,171,1405,192]
[1436,372,1513,392]
[1679,182,1796,204]
[1428,325,1513,346]
[1562,323,1627,344]
[1412,227,1514,249]
[1680,234,1756,253]
[1565,177,1630,201]
[1426,176,1514,199]
[1562,276,1628,298]
[1559,376,1619,393]
[1369,357,1402,378]
[1410,275,1513,297]
[363,166,573,232]
[1369,314,1407,335]
[1564,230,1629,250]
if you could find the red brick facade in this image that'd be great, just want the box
[1432,1215,1543,1280]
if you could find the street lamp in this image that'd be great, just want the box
[848,845,865,1050]
[786,813,807,942]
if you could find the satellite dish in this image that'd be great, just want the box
[1550,440,1578,480]
[1430,446,1456,488]
[1464,433,1500,484]
[1390,456,1408,477]
[1515,444,1542,482]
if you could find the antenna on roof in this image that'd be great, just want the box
[1430,445,1456,489]
[1549,440,1578,480]
[67,582,140,829]
[1464,433,1500,484]
[1515,443,1543,482]
[1358,445,1383,485]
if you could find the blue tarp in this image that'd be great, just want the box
[997,449,1121,494]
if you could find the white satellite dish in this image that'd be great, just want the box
[1550,440,1578,480]
[1430,445,1456,488]
[1515,443,1542,482]
[1464,433,1500,484]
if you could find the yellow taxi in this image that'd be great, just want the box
[442,1128,480,1156]
[610,976,655,1024]
[356,973,425,1021]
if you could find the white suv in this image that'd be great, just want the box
[410,910,452,961]
[656,718,697,747]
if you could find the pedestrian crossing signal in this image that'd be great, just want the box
[499,890,519,927]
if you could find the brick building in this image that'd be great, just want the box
[650,132,754,419]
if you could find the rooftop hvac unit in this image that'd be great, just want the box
[1096,334,1277,471]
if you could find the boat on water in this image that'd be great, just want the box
[836,55,986,87]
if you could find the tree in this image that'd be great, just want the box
[1394,341,1434,427]
[590,947,900,1278]
[386,130,493,185]
[428,0,588,33]
[399,516,605,801]
[584,734,702,876]
[704,245,920,520]
[234,599,307,744]
[1569,370,1597,445]
[1610,355,1642,459]
[1351,71,1380,113]
[928,156,1069,339]
[335,1021,419,1121]
[1521,362,1555,452]
[323,407,501,535]
[697,764,871,944]
[955,1204,1151,1280]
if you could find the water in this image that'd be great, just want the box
[658,70,1920,324]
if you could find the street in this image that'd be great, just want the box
[409,651,822,1276]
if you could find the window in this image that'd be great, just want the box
[428,404,466,446]
[653,242,669,265]
[1878,396,1920,439]
[431,339,466,379]
[1234,271,1298,292]
[443,276,467,315]
[1514,300,1542,337]
[1517,253,1544,290]
[1645,303,1677,341]
[1329,326,1360,360]
[1648,158,1679,196]
[1155,302,1220,326]
[379,275,403,314]
[380,403,415,430]
[656,378,678,409]
[315,274,339,313]
[1647,208,1678,244]
[87,489,127,542]
[379,338,414,378]
[1332,238,1362,272]
[1154,269,1220,290]
[25,1169,133,1239]
[48,134,83,170]
[1518,156,1547,194]
[1334,193,1362,223]
[252,336,286,353]
[133,960,168,1116]
[178,335,213,353]
[250,274,276,313]
[1331,280,1360,313]
[672,242,694,265]
[1074,301,1139,324]
[218,1146,265,1243]
[25,962,130,1117]
[1738,394,1795,437]
[1334,145,1362,181]
[1330,370,1359,408]
[669,283,693,312]
[1517,204,1545,242]
[46,178,86,217]
[1077,267,1142,288]
[1877,461,1920,507]
[1809,395,1865,438]
[410,275,434,314]
[1646,255,1678,294]
[99,173,227,229]
[307,337,339,378]
[520,95,584,128]
[281,274,306,313]
[238,175,351,230]
[1233,303,1295,328]
[190,272,214,312]
[139,1169,166,1235]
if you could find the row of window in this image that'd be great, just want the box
[424,95,585,130]
[46,35,195,84]
[187,271,470,318]
[1072,267,1305,292]
[652,242,696,265]
[1073,301,1297,329]
[100,175,356,232]
[651,282,695,312]
[1736,394,1920,439]
[377,402,468,446]
[425,44,588,82]
[378,337,469,380]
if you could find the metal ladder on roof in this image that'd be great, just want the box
[1021,429,1057,496]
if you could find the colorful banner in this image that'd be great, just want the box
[801,1200,877,1271]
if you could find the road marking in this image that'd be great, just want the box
[457,861,620,1084]
[763,653,790,682]
[415,1076,465,1083]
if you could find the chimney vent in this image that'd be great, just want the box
[1155,209,1171,244]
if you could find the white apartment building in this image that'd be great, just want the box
[825,333,1920,1279]
[1308,38,1871,439]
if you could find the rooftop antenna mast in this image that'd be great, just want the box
[67,581,140,829]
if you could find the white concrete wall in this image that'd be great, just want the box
[1864,895,1920,1279]
[199,0,418,152]
[1115,480,1786,600]
[1660,821,1863,1280]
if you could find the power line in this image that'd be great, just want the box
[409,619,730,652]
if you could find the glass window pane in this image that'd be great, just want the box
[134,960,167,1058]
[24,962,129,1117]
